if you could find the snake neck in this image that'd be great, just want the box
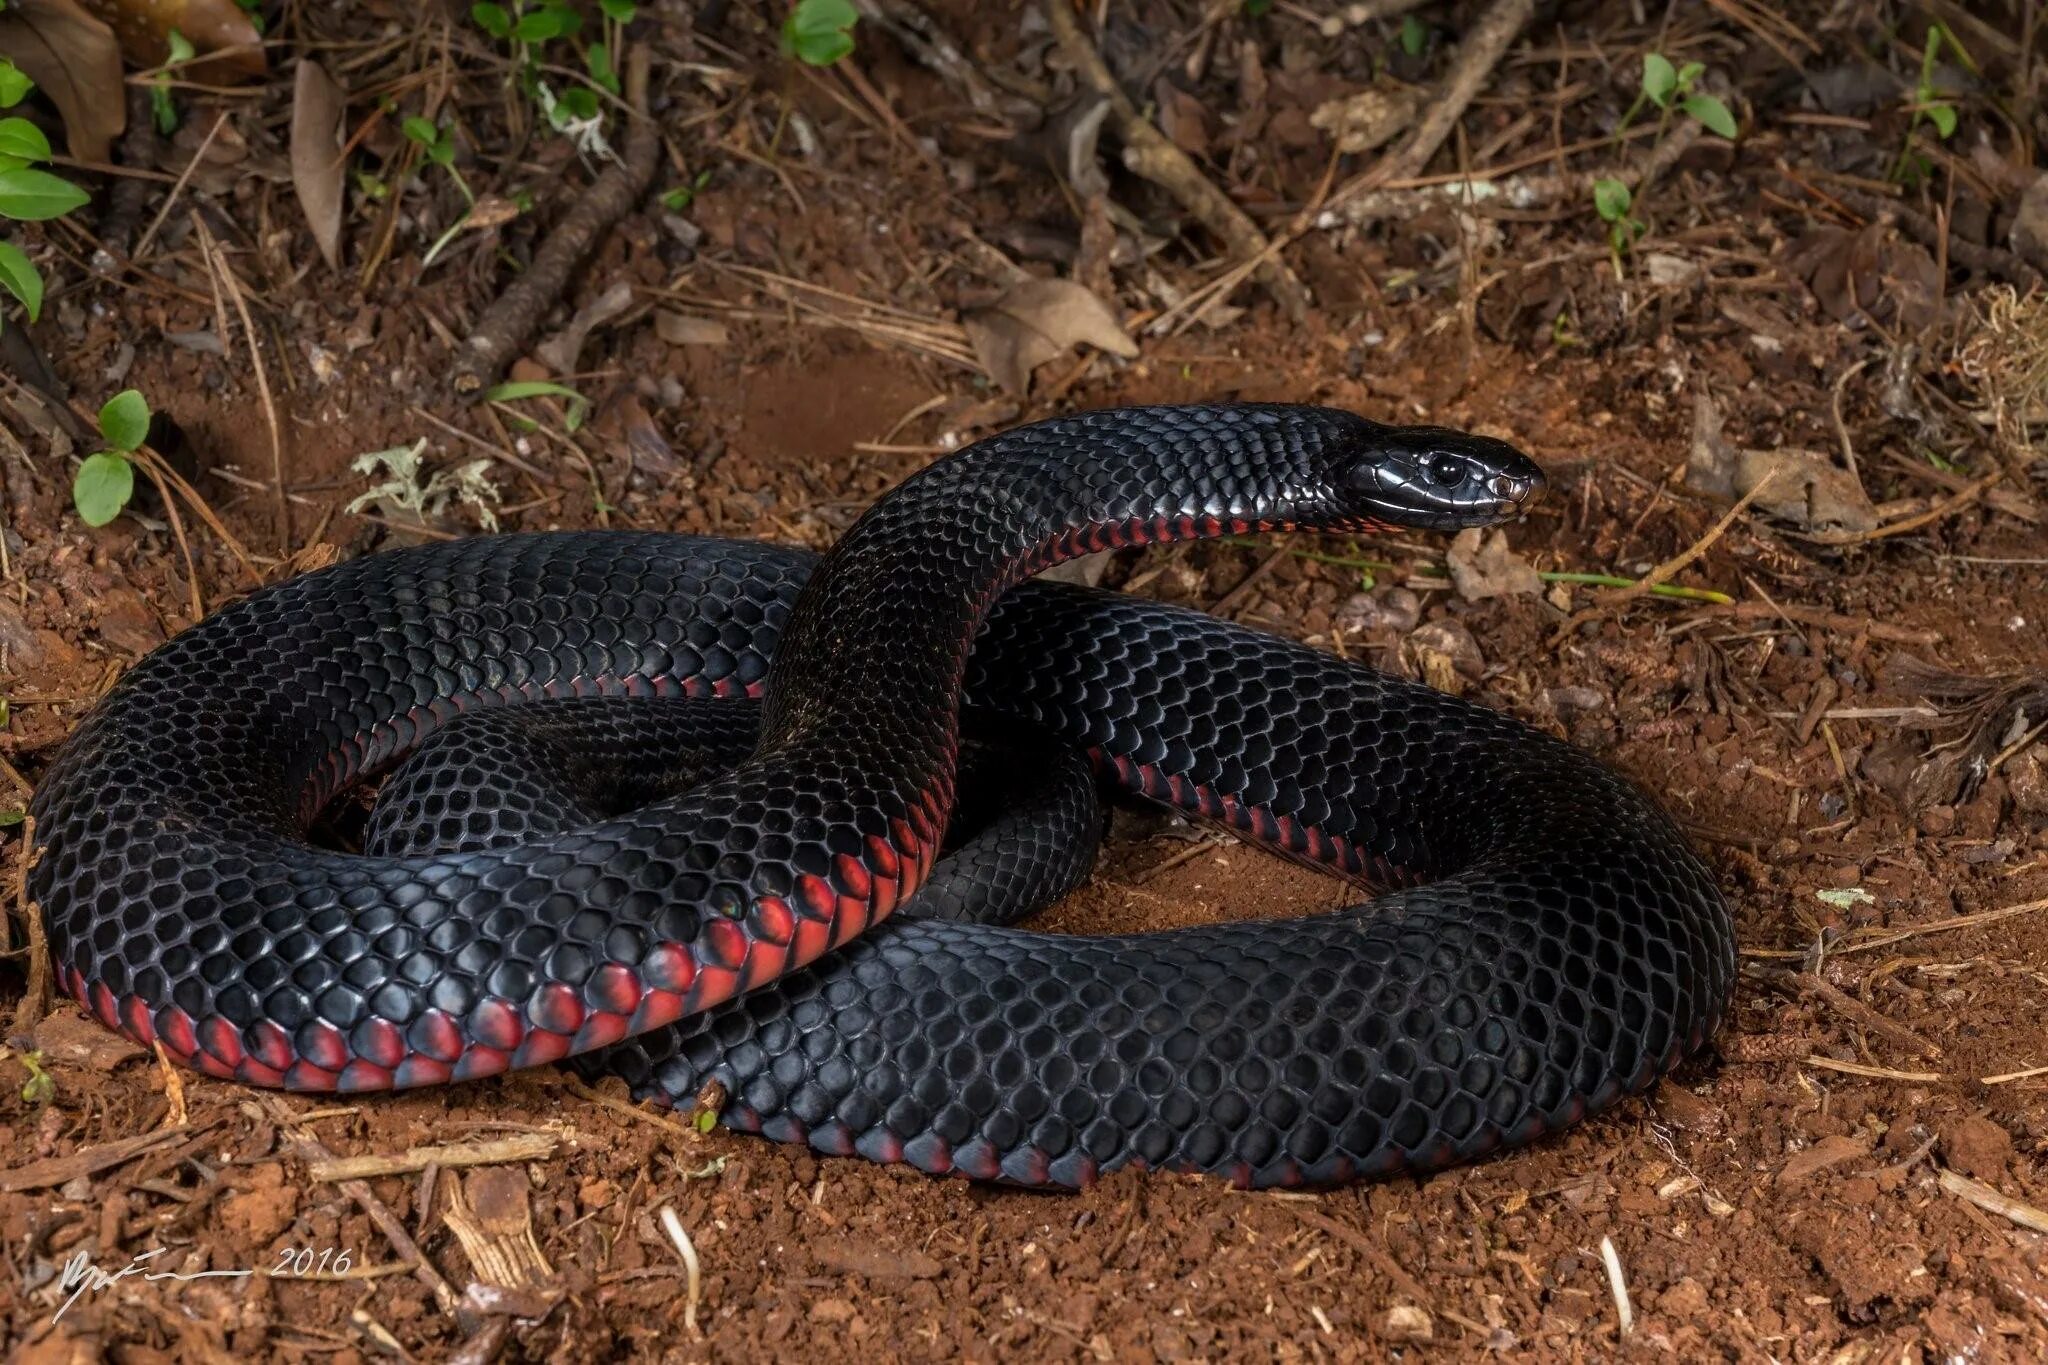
[755,404,1380,770]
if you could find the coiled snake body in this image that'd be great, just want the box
[29,404,1733,1188]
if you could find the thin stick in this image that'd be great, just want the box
[196,215,289,545]
[1938,1169,2048,1234]
[134,109,229,260]
[658,1206,704,1338]
[1803,1056,1942,1083]
[308,1133,559,1183]
[1598,1235,1633,1338]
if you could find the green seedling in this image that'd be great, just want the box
[1242,0,1272,16]
[783,0,858,66]
[1592,178,1643,277]
[661,169,712,212]
[472,1,633,138]
[1398,14,1428,57]
[152,29,197,134]
[74,389,152,528]
[1633,53,1737,139]
[0,64,90,332]
[19,1050,55,1105]
[1891,24,1965,185]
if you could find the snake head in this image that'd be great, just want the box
[1338,424,1545,532]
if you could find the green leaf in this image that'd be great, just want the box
[558,86,599,120]
[471,1,511,37]
[1397,14,1426,56]
[1242,0,1271,15]
[0,166,88,220]
[1591,177,1631,222]
[73,452,135,527]
[513,7,571,41]
[98,388,151,451]
[1676,61,1705,91]
[1926,102,1957,138]
[151,85,178,136]
[587,42,616,91]
[0,116,51,164]
[693,1107,717,1133]
[1682,94,1738,139]
[1642,52,1677,107]
[402,116,441,147]
[599,0,637,19]
[0,60,32,109]
[782,0,858,66]
[484,379,582,404]
[0,807,22,829]
[167,28,196,63]
[0,240,42,321]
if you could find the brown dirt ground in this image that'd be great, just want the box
[5,2,2048,1361]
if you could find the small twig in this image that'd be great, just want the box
[1598,1235,1633,1338]
[1747,965,1942,1059]
[195,214,288,545]
[658,1206,704,1338]
[133,109,229,261]
[1802,1056,1943,1083]
[1043,0,1308,322]
[309,1133,559,1183]
[1938,1169,2048,1234]
[453,47,660,392]
[264,1097,463,1320]
[1692,600,1941,646]
[1794,470,2003,547]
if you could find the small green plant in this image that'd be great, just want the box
[19,1050,55,1105]
[73,389,152,528]
[1397,14,1428,57]
[661,168,712,212]
[1242,0,1272,16]
[1891,23,1964,185]
[472,1,633,135]
[1596,54,1734,271]
[152,29,197,134]
[1592,177,1643,278]
[1625,53,1738,140]
[783,0,858,66]
[0,67,89,332]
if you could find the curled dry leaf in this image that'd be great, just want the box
[1446,527,1541,601]
[962,276,1138,397]
[289,60,346,269]
[534,280,637,375]
[1685,390,1878,532]
[0,0,125,162]
[1779,220,1942,332]
[80,0,264,82]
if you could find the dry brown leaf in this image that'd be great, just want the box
[1153,76,1213,159]
[1446,528,1541,601]
[534,280,636,374]
[0,0,125,162]
[962,276,1137,396]
[1308,84,1422,155]
[79,0,264,82]
[289,59,345,269]
[1685,390,1879,532]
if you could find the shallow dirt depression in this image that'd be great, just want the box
[5,0,2048,1361]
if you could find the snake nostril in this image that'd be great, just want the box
[1491,474,1519,499]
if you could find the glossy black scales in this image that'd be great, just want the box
[27,403,1732,1186]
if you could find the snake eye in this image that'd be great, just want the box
[1427,456,1466,487]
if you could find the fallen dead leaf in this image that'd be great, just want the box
[289,59,347,269]
[1446,527,1541,601]
[0,0,125,162]
[1685,390,1878,532]
[535,280,636,374]
[1780,220,1943,332]
[655,311,731,347]
[32,1007,147,1070]
[1777,1133,1872,1186]
[81,0,264,82]
[963,276,1138,396]
[1308,83,1422,155]
[1153,76,1213,159]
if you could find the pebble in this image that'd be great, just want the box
[1941,1116,2013,1181]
